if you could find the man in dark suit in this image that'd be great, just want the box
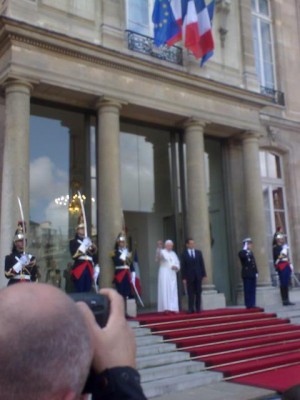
[181,238,207,313]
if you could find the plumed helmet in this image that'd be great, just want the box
[76,214,85,230]
[14,221,26,242]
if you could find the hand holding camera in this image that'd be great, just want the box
[73,289,136,374]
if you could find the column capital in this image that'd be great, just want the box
[240,130,262,141]
[183,118,209,130]
[95,96,127,111]
[2,79,33,96]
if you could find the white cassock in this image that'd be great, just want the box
[157,249,180,312]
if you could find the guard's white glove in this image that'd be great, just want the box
[120,249,128,262]
[256,273,258,278]
[78,237,92,253]
[94,264,100,281]
[131,271,136,285]
[12,262,23,274]
[290,264,294,272]
[282,245,289,256]
[20,254,30,266]
[83,237,92,248]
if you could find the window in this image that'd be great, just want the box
[260,151,289,283]
[251,0,276,89]
[126,0,154,36]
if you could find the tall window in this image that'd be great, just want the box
[260,151,289,281]
[126,0,154,36]
[251,0,276,89]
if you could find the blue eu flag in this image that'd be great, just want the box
[152,0,180,47]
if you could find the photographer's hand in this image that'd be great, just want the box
[77,288,136,374]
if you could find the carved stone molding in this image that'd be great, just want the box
[267,126,280,142]
[216,0,231,48]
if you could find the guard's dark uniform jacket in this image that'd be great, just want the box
[4,250,38,286]
[89,367,147,400]
[69,235,97,293]
[238,249,258,309]
[112,249,135,298]
[238,249,258,278]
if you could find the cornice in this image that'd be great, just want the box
[260,112,300,133]
[0,16,284,110]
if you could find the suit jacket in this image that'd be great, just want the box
[181,249,207,281]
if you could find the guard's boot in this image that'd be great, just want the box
[280,286,286,305]
[282,287,295,306]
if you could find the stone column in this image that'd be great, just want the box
[241,132,271,286]
[0,79,32,288]
[184,119,213,287]
[96,98,123,288]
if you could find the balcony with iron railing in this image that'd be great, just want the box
[260,86,285,106]
[125,30,285,107]
[126,30,183,66]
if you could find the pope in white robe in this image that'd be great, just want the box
[156,240,180,312]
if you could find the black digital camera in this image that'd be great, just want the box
[69,292,110,328]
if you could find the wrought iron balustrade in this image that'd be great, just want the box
[126,30,183,66]
[260,86,285,106]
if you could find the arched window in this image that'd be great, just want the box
[260,151,290,283]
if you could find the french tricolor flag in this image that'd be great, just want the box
[166,0,215,63]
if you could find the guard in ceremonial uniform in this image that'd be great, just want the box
[238,238,258,309]
[4,221,38,285]
[273,233,295,306]
[111,233,136,300]
[69,217,97,293]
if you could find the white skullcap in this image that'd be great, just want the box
[165,240,174,246]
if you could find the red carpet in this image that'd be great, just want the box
[133,308,300,393]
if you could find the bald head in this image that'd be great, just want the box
[0,283,93,400]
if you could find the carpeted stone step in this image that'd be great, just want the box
[141,369,222,398]
[140,359,205,383]
[137,342,177,357]
[136,350,190,369]
[148,312,276,332]
[188,329,300,356]
[135,308,264,326]
[217,350,300,377]
[171,323,300,348]
[201,340,300,366]
[157,317,288,340]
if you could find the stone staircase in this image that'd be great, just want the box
[265,300,300,325]
[130,320,222,398]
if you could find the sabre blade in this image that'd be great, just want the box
[132,282,145,307]
[77,191,88,237]
[17,196,26,254]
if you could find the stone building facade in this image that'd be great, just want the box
[0,0,300,308]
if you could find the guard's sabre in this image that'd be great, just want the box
[77,191,87,237]
[132,282,145,307]
[122,211,145,307]
[17,197,26,254]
